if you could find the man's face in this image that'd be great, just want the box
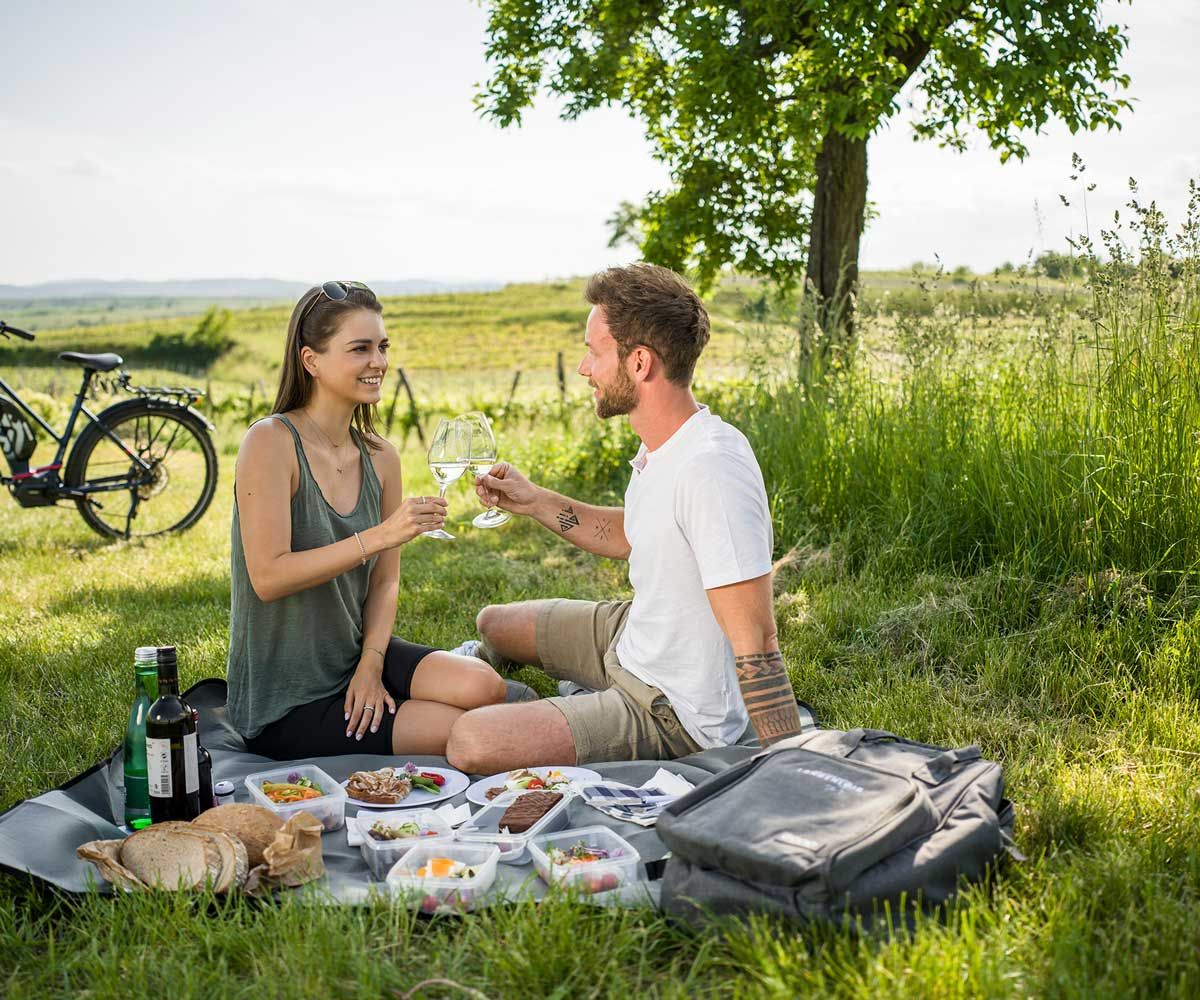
[578,305,637,419]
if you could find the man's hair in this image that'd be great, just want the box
[584,264,710,386]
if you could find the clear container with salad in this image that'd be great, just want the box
[244,763,346,831]
[386,842,500,914]
[359,808,454,879]
[528,825,641,894]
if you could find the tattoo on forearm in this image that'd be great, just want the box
[557,505,581,533]
[735,651,802,746]
[593,519,613,543]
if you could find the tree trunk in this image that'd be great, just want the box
[805,128,868,359]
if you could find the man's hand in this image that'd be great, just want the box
[474,461,542,517]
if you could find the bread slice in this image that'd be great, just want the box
[193,804,283,868]
[118,827,216,890]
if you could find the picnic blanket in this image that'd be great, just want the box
[0,679,760,906]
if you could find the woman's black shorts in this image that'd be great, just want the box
[245,636,437,759]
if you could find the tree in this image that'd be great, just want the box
[477,1,1131,356]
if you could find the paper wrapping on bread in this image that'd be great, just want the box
[244,811,324,894]
[76,806,323,895]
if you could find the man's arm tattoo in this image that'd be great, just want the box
[734,651,802,747]
[593,518,613,543]
[556,505,581,533]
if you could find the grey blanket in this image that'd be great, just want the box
[0,679,757,905]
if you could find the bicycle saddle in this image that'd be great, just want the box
[58,352,124,372]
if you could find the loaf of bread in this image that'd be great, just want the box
[193,803,284,868]
[497,791,563,834]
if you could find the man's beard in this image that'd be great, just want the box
[593,365,637,419]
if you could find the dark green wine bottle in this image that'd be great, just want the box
[146,647,201,822]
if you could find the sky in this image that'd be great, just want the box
[1,0,1197,286]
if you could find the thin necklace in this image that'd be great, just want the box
[302,410,352,475]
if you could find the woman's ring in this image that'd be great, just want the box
[363,705,374,714]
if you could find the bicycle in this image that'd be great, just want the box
[0,319,218,539]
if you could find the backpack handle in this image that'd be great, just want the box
[912,745,983,785]
[830,728,898,756]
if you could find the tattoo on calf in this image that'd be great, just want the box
[734,651,802,746]
[593,519,613,542]
[557,505,581,533]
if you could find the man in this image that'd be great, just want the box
[444,263,803,773]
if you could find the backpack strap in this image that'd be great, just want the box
[912,745,983,785]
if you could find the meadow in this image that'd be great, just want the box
[0,227,1197,998]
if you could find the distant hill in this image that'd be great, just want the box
[0,278,503,300]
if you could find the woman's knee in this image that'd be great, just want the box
[467,664,508,708]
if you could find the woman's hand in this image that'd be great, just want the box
[344,659,397,740]
[377,495,448,547]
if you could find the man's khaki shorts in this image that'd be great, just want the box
[537,599,703,764]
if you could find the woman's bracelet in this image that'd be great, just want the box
[353,530,368,565]
[364,646,386,662]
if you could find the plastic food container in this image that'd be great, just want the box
[529,825,641,895]
[386,842,500,914]
[358,809,454,880]
[455,790,572,864]
[244,764,346,832]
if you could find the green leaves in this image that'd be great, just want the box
[477,2,1131,295]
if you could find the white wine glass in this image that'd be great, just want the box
[424,417,469,540]
[462,410,511,529]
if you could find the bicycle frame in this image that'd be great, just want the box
[0,368,154,494]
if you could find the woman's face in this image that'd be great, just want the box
[303,309,388,406]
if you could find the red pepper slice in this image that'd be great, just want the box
[420,771,446,787]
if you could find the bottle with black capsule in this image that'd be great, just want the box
[146,646,202,822]
[191,706,214,813]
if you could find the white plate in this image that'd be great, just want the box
[342,765,470,810]
[465,765,603,807]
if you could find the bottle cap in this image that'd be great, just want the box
[214,780,235,799]
[134,646,158,662]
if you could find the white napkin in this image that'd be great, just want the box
[644,768,695,797]
[345,802,473,846]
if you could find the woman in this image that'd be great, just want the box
[227,280,507,759]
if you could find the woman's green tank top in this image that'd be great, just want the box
[226,414,382,739]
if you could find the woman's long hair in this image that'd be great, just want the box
[272,284,385,450]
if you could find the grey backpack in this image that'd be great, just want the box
[658,728,1018,926]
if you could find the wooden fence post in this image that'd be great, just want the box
[505,369,522,412]
[397,367,424,447]
[556,351,566,421]
[385,370,404,435]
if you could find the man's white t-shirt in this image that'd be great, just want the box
[614,405,773,749]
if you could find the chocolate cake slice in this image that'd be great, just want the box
[497,791,563,834]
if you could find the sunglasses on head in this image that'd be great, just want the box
[298,280,370,336]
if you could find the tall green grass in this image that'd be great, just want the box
[545,183,1200,596]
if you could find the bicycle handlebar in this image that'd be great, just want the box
[0,321,35,341]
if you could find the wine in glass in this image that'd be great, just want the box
[462,411,511,529]
[424,417,469,540]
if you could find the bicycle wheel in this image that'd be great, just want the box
[64,399,218,538]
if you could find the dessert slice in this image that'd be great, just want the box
[497,790,563,834]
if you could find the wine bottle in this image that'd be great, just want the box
[122,646,159,829]
[146,646,201,822]
[191,707,214,813]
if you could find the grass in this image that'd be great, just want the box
[1,231,1198,994]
